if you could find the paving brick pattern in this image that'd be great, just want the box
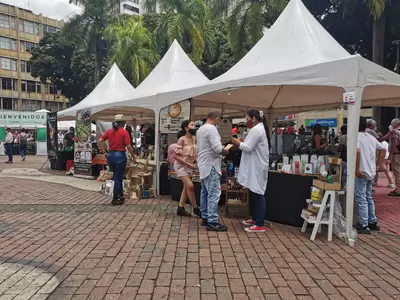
[2,178,400,299]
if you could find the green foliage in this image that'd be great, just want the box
[153,0,209,65]
[29,32,95,104]
[104,17,160,87]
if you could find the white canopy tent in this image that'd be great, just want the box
[57,64,137,121]
[99,0,400,245]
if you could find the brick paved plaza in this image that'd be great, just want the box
[2,162,400,299]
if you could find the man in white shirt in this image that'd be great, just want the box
[355,117,386,234]
[4,127,14,164]
[197,111,229,232]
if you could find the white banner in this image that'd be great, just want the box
[0,112,47,126]
[159,100,191,133]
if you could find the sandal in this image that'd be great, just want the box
[388,190,400,196]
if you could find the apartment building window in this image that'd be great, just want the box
[0,14,16,30]
[1,98,16,110]
[0,37,17,51]
[21,80,26,92]
[123,4,140,13]
[20,41,37,52]
[43,24,57,35]
[45,101,60,112]
[0,57,17,71]
[36,82,41,93]
[44,84,49,94]
[20,60,26,72]
[1,78,18,91]
[19,20,39,35]
[22,99,40,111]
[49,84,57,95]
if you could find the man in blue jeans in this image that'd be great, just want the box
[197,111,229,231]
[4,127,13,164]
[355,117,386,234]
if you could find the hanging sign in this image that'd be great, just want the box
[0,112,46,126]
[74,109,93,179]
[159,100,191,133]
[47,112,58,159]
[343,92,355,105]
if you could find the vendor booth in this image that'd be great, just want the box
[0,111,47,156]
[87,0,400,246]
[57,0,400,246]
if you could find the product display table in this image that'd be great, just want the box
[249,171,316,227]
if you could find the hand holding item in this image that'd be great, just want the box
[355,169,365,178]
[231,138,240,145]
[189,163,197,170]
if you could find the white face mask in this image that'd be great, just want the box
[389,125,393,130]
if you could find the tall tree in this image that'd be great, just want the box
[151,0,210,65]
[66,0,118,85]
[104,17,160,87]
[29,32,95,104]
[209,0,287,60]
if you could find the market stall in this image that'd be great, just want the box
[95,0,400,245]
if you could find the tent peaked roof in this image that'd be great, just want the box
[58,63,135,119]
[136,39,209,94]
[215,0,351,82]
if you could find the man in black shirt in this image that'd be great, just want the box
[64,127,75,148]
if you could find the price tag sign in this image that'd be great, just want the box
[343,92,355,105]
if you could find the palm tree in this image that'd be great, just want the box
[66,0,119,85]
[104,18,160,87]
[151,0,209,65]
[209,0,287,60]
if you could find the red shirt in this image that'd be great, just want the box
[102,128,130,152]
[287,126,293,134]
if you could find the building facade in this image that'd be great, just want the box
[0,2,67,112]
[119,0,141,15]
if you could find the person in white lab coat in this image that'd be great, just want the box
[231,109,270,233]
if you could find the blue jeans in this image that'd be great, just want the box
[354,177,377,227]
[5,143,12,162]
[249,190,266,227]
[200,167,221,224]
[107,151,127,199]
[341,161,347,191]
[19,145,27,158]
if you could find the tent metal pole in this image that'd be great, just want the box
[154,108,161,196]
[344,87,363,247]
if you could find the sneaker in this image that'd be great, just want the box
[5,161,12,164]
[22,156,26,162]
[387,184,395,189]
[201,219,208,226]
[177,206,191,217]
[193,207,202,218]
[206,222,227,232]
[368,222,380,231]
[242,219,256,226]
[356,224,371,234]
[111,198,123,206]
[245,226,266,233]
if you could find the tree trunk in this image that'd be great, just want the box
[372,15,393,131]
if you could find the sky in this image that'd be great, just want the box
[2,0,81,20]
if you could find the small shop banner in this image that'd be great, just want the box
[0,112,47,126]
[47,112,58,159]
[74,109,93,179]
[159,100,190,133]
[343,92,355,105]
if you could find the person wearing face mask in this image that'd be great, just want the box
[231,109,271,233]
[173,120,201,217]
